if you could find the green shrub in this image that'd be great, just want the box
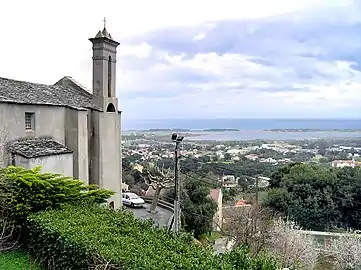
[220,247,280,270]
[26,203,280,270]
[0,166,114,221]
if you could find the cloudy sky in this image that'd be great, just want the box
[1,0,360,121]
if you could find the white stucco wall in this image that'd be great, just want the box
[0,103,66,144]
[97,111,122,208]
[14,153,73,177]
[213,190,223,231]
[77,111,89,182]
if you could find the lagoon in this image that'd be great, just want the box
[186,130,361,141]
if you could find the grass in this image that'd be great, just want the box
[0,250,42,270]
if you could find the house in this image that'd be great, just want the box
[257,176,270,188]
[0,25,122,208]
[209,188,223,231]
[331,159,361,168]
[221,175,238,188]
[259,157,278,164]
[245,154,259,161]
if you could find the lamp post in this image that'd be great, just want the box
[171,133,184,233]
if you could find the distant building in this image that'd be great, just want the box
[257,176,270,188]
[259,157,278,164]
[209,188,223,231]
[331,159,361,168]
[221,175,238,188]
[245,154,259,161]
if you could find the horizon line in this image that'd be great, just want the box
[123,118,361,121]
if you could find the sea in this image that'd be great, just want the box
[122,119,361,141]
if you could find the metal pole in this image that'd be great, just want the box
[174,141,181,233]
[255,176,259,205]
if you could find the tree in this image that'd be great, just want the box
[0,166,114,252]
[175,177,217,238]
[327,232,361,270]
[123,173,135,186]
[269,218,319,269]
[265,164,361,231]
[0,166,114,221]
[268,162,301,189]
[138,165,174,213]
[220,205,276,255]
[219,205,319,269]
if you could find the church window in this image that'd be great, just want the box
[25,112,35,130]
[108,56,112,97]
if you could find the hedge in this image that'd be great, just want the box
[25,204,279,270]
[0,166,113,222]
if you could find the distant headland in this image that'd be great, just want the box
[263,128,361,132]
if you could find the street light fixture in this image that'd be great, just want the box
[171,133,184,142]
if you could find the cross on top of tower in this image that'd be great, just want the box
[103,17,107,29]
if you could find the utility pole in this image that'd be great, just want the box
[171,133,184,233]
[255,176,259,205]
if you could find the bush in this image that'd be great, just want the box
[26,203,280,270]
[220,247,280,270]
[0,166,114,221]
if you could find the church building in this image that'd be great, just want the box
[0,26,123,207]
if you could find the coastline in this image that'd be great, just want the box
[123,129,361,142]
[124,128,361,133]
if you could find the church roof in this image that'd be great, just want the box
[94,28,113,40]
[0,77,102,111]
[7,137,73,159]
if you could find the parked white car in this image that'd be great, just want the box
[122,192,145,208]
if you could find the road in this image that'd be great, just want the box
[127,203,229,254]
[125,203,173,228]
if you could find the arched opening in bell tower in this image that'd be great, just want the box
[106,103,116,112]
[108,56,112,97]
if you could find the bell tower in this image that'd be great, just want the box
[89,20,122,208]
[89,20,119,112]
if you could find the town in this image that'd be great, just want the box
[123,131,361,170]
[1,1,361,269]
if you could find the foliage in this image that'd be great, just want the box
[0,250,42,270]
[26,203,279,270]
[220,246,280,270]
[164,175,218,238]
[264,164,361,231]
[222,187,238,203]
[182,177,218,238]
[0,166,114,221]
[327,233,361,270]
[220,205,320,269]
[221,205,276,255]
[268,218,319,270]
[268,162,302,189]
[137,165,174,212]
